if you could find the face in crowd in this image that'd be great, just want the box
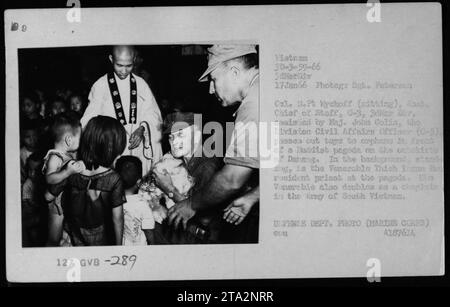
[109,46,135,80]
[21,97,39,118]
[70,96,84,113]
[23,129,39,151]
[27,159,41,180]
[51,100,67,116]
[169,125,201,159]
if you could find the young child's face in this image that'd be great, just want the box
[23,129,39,150]
[21,98,39,117]
[27,160,41,179]
[51,101,67,116]
[70,96,83,113]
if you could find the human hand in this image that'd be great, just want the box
[223,193,258,225]
[167,199,196,230]
[76,161,86,172]
[151,203,168,224]
[129,126,145,150]
[67,160,86,175]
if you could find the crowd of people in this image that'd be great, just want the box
[20,44,260,247]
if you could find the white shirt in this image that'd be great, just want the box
[122,194,155,246]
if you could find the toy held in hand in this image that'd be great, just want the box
[139,153,194,211]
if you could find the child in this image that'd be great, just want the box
[22,152,47,247]
[116,156,155,245]
[68,94,86,118]
[20,91,43,124]
[43,112,85,246]
[20,122,41,185]
[49,97,68,117]
[48,115,127,246]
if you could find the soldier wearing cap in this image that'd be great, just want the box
[152,112,224,243]
[168,44,260,242]
[81,45,163,174]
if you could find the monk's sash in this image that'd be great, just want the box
[107,72,137,125]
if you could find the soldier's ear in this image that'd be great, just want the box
[230,65,240,78]
[109,55,113,64]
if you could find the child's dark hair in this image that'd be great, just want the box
[48,95,67,109]
[80,116,126,170]
[49,111,81,143]
[115,156,142,190]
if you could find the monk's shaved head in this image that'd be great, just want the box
[111,45,136,61]
[109,45,136,79]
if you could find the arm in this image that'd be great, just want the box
[190,164,254,210]
[223,186,260,225]
[46,169,73,185]
[46,158,86,185]
[44,156,69,202]
[152,168,188,203]
[160,184,188,203]
[112,205,124,245]
[170,188,188,203]
[45,155,64,184]
[235,185,259,203]
[167,164,253,229]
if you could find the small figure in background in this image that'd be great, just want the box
[49,96,68,117]
[55,87,73,102]
[20,121,41,185]
[22,152,47,247]
[116,155,156,245]
[20,91,44,125]
[33,88,49,119]
[69,93,86,118]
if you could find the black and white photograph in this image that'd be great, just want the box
[18,44,260,247]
